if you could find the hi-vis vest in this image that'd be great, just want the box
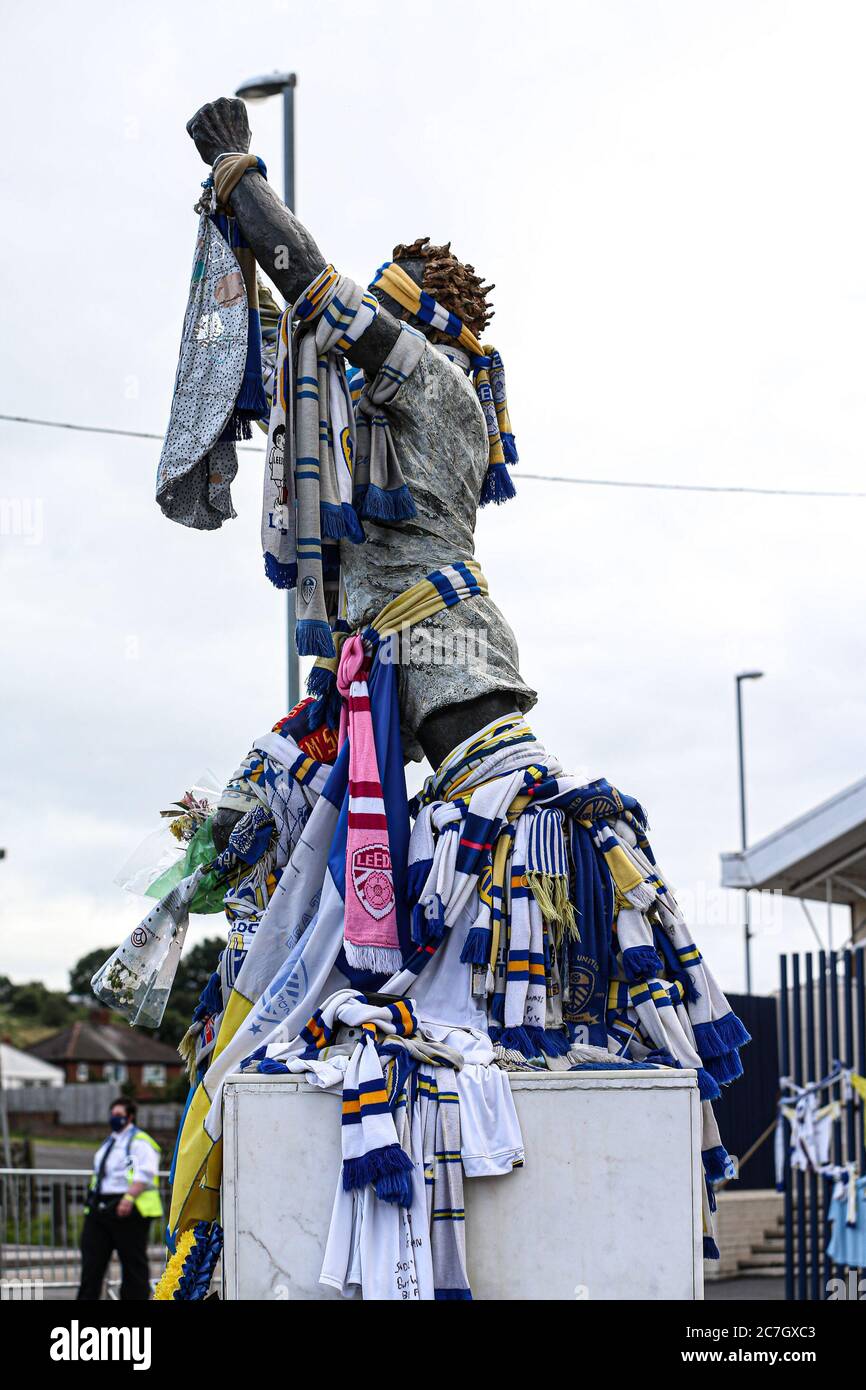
[90,1127,163,1219]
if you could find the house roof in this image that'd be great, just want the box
[27,1020,181,1066]
[720,775,866,904]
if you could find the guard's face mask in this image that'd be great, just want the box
[109,1114,128,1133]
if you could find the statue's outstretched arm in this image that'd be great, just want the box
[186,98,401,375]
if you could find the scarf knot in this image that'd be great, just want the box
[336,632,371,695]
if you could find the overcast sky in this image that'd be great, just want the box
[2,0,864,998]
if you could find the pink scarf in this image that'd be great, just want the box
[338,636,402,974]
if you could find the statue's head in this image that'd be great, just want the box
[375,237,495,344]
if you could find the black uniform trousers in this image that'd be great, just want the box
[77,1206,151,1301]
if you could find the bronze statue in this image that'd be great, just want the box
[186,97,535,794]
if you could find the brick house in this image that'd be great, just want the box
[27,1018,183,1096]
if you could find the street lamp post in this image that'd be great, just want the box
[736,669,764,994]
[235,71,299,713]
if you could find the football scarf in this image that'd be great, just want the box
[418,1067,472,1300]
[261,265,380,653]
[296,989,418,1203]
[338,635,402,974]
[370,259,518,505]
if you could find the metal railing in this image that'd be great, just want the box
[0,1168,171,1298]
[779,947,866,1301]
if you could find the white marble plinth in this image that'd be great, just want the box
[222,1069,703,1301]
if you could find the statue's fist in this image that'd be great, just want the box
[186,97,251,166]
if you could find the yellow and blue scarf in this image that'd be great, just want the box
[370,260,518,505]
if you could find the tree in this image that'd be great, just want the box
[41,994,73,1027]
[4,981,75,1027]
[174,937,226,1004]
[69,948,117,1002]
[11,983,52,1016]
[154,936,224,1047]
[66,937,225,1048]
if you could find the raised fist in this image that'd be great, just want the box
[186,97,251,166]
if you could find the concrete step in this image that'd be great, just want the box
[742,1249,793,1268]
[736,1264,786,1277]
[765,1234,823,1245]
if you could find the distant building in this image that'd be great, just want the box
[0,1042,64,1089]
[27,1018,182,1095]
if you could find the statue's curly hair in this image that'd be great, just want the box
[392,237,495,341]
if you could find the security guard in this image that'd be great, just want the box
[77,1097,163,1301]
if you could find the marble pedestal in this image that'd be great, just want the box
[221,1069,704,1301]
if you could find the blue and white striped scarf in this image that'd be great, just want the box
[417,1067,472,1299]
[261,265,426,655]
[389,713,750,1084]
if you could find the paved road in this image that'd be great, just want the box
[32,1143,93,1171]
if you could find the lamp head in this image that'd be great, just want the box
[235,72,296,100]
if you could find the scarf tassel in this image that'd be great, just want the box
[306,665,344,732]
[307,663,335,699]
[526,871,578,938]
[479,461,516,507]
[489,1024,571,1059]
[713,1011,752,1052]
[220,414,254,442]
[644,1047,679,1067]
[225,305,267,435]
[702,1145,735,1183]
[320,501,365,543]
[264,554,298,590]
[354,482,417,523]
[435,1288,473,1301]
[696,1067,721,1103]
[295,619,337,658]
[621,944,664,982]
[704,1048,744,1086]
[460,923,493,966]
[526,1024,572,1057]
[177,1024,201,1085]
[343,1142,414,1207]
[342,941,404,975]
[500,431,519,465]
[342,501,366,543]
[625,881,657,912]
[691,1020,727,1059]
[236,359,268,421]
[491,1025,536,1056]
[703,1236,720,1260]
